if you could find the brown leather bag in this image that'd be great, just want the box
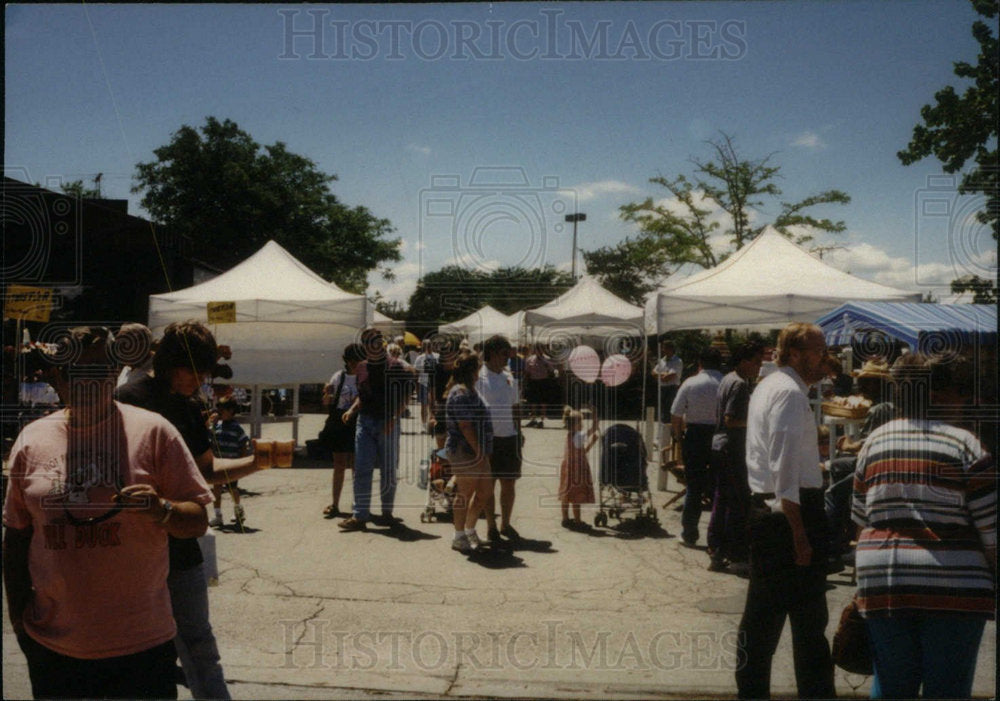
[831,597,873,675]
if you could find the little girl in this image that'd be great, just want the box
[559,406,598,530]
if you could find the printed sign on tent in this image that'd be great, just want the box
[207,301,236,324]
[4,284,53,322]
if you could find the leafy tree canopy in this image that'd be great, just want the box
[585,133,850,304]
[405,265,574,335]
[898,0,998,242]
[951,274,998,303]
[132,117,400,293]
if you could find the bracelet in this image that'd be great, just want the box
[159,500,174,524]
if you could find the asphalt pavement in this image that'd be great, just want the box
[2,409,996,699]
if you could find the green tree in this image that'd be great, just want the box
[132,117,400,293]
[405,265,574,335]
[59,178,102,199]
[587,133,850,301]
[950,274,998,303]
[898,0,998,301]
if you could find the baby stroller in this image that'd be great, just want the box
[419,449,455,523]
[594,424,659,528]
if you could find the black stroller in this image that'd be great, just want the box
[594,424,659,528]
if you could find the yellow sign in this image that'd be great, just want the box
[207,301,237,324]
[4,285,53,322]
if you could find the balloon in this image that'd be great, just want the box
[567,345,600,383]
[600,354,632,387]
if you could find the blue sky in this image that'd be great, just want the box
[6,2,995,305]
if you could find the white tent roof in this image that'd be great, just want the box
[149,240,369,384]
[524,275,644,339]
[438,305,522,343]
[645,227,921,333]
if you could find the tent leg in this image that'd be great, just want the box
[251,384,262,439]
[291,384,300,447]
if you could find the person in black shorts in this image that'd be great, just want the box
[475,335,524,542]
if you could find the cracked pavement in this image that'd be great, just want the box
[3,411,995,699]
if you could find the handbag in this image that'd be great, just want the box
[831,597,872,675]
[318,373,351,445]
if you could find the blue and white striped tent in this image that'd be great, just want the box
[816,302,997,353]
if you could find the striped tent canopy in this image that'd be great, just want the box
[816,302,997,353]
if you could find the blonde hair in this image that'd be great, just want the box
[775,323,822,366]
[562,405,591,430]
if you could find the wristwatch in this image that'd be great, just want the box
[159,499,175,524]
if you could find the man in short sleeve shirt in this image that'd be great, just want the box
[735,323,835,699]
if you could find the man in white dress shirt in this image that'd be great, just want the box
[735,322,835,699]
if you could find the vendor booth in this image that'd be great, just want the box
[148,240,370,443]
[438,305,522,345]
[644,227,920,333]
[816,301,997,354]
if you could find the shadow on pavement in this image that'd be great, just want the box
[367,524,442,542]
[506,537,557,553]
[467,547,527,569]
[213,524,262,535]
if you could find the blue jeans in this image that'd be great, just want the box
[168,563,231,700]
[352,413,400,520]
[865,615,985,699]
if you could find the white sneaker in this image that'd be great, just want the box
[209,515,223,528]
[465,531,482,550]
[451,534,473,554]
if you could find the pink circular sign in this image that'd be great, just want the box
[600,354,632,387]
[567,345,600,383]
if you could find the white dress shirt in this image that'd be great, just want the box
[670,369,723,425]
[476,365,519,438]
[654,355,684,387]
[745,365,823,508]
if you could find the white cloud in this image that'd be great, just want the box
[572,180,643,203]
[368,261,421,305]
[791,131,826,150]
[406,143,431,156]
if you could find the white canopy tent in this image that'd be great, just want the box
[437,305,523,344]
[644,227,920,333]
[524,275,645,343]
[148,241,370,442]
[373,310,405,337]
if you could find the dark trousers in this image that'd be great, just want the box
[824,456,856,556]
[706,436,750,561]
[681,424,715,543]
[735,489,835,699]
[19,633,177,699]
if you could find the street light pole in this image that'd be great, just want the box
[565,212,586,279]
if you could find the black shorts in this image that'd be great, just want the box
[490,435,522,480]
[525,377,552,405]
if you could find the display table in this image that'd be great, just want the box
[234,384,301,446]
[822,414,865,458]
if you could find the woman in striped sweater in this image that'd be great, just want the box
[852,354,995,699]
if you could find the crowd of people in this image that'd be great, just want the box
[656,322,996,699]
[2,318,994,699]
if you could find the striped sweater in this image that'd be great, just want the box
[851,418,995,619]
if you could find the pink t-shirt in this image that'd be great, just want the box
[3,402,213,659]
